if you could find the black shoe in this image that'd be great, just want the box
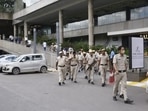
[62,82,65,85]
[88,80,91,83]
[59,82,61,86]
[113,96,118,101]
[98,72,101,75]
[71,78,73,81]
[102,83,106,87]
[91,82,94,85]
[66,73,68,76]
[69,77,71,80]
[124,99,133,104]
[74,81,77,83]
[85,76,88,79]
[119,94,124,99]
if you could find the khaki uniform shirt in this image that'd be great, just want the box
[71,56,78,65]
[57,56,66,66]
[82,55,87,64]
[87,54,95,65]
[98,54,109,64]
[113,54,127,70]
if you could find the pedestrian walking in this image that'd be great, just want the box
[43,41,47,51]
[112,46,133,104]
[56,51,66,86]
[98,48,109,87]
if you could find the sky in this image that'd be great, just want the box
[23,0,40,6]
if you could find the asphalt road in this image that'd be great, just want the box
[0,71,147,111]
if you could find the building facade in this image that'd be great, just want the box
[12,0,148,48]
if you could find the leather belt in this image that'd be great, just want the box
[118,70,126,73]
[71,64,77,66]
[58,65,65,67]
[100,64,107,66]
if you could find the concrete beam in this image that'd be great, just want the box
[0,13,12,20]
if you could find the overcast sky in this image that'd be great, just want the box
[23,0,40,6]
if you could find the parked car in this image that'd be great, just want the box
[0,54,18,71]
[2,53,47,75]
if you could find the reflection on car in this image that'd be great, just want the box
[0,54,18,71]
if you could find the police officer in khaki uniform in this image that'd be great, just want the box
[56,51,66,86]
[82,52,88,79]
[86,49,96,85]
[98,48,109,87]
[70,51,79,83]
[113,46,133,104]
[65,52,71,80]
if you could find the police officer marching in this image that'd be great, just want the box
[86,49,97,85]
[113,46,133,104]
[56,51,66,86]
[98,48,109,87]
[82,52,88,79]
[70,51,79,83]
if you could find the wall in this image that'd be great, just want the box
[94,35,122,48]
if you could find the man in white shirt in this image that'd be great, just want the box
[43,42,47,51]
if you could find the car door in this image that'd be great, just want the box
[19,56,33,72]
[31,55,42,71]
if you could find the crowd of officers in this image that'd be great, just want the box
[56,46,134,104]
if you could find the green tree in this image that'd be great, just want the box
[0,0,15,12]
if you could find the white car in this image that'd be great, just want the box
[2,53,48,75]
[0,54,18,71]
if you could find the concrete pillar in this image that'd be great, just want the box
[24,21,28,38]
[59,10,64,44]
[18,26,21,35]
[88,0,94,47]
[13,25,17,37]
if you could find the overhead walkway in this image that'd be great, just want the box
[0,40,57,68]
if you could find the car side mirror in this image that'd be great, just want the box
[20,58,26,62]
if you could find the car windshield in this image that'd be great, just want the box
[12,56,21,62]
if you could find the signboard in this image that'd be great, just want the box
[129,37,144,69]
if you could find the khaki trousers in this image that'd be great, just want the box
[99,65,107,83]
[87,66,94,82]
[65,65,71,78]
[58,67,65,83]
[83,64,87,76]
[71,65,78,81]
[113,72,128,101]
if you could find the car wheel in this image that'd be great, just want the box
[12,67,20,75]
[40,66,47,73]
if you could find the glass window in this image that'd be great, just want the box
[32,55,42,61]
[131,6,148,20]
[98,11,126,25]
